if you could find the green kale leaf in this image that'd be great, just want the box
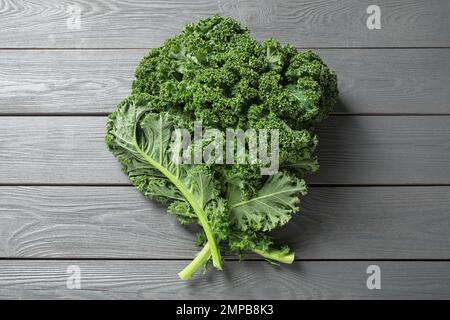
[106,15,338,279]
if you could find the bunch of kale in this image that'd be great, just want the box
[106,15,337,279]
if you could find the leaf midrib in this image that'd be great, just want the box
[231,187,301,209]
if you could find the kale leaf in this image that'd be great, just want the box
[106,15,338,279]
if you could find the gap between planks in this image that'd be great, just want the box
[1,183,450,187]
[1,258,450,262]
[3,113,450,117]
[0,47,450,50]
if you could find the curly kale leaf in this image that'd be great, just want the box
[228,172,307,232]
[106,95,227,269]
[131,15,337,198]
[106,15,338,279]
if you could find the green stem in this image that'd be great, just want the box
[181,246,294,278]
[252,248,295,264]
[178,243,211,280]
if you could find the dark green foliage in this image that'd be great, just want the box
[106,15,338,279]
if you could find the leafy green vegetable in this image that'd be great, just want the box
[106,99,226,269]
[106,15,338,279]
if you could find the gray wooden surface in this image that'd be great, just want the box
[1,0,449,48]
[1,0,450,299]
[1,261,449,299]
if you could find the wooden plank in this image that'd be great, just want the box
[0,117,125,184]
[0,260,449,299]
[0,0,449,48]
[323,49,450,114]
[0,50,137,114]
[1,49,449,114]
[311,116,450,184]
[1,186,450,259]
[0,186,198,258]
[1,116,450,185]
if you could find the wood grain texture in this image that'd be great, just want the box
[0,50,137,114]
[0,0,449,48]
[0,186,198,258]
[311,115,450,184]
[1,186,450,259]
[1,49,449,114]
[0,260,449,299]
[325,49,450,114]
[1,116,450,185]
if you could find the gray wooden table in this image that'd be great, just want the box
[1,0,450,299]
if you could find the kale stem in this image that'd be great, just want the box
[179,245,294,279]
[252,248,295,264]
[178,243,211,280]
